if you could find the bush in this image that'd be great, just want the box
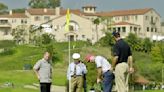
[0,48,15,56]
[95,32,114,46]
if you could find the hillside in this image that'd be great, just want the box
[0,41,161,92]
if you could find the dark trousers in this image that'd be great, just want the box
[40,83,51,92]
[103,70,114,92]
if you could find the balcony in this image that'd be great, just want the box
[150,21,156,26]
[0,22,11,28]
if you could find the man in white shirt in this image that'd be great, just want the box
[67,53,87,92]
[85,54,114,92]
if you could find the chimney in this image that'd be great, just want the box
[44,8,47,13]
[55,7,60,16]
[9,10,12,15]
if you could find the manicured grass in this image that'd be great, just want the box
[0,41,162,92]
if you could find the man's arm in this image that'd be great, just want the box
[111,56,118,70]
[128,56,134,73]
[33,61,41,80]
[97,67,103,83]
[33,69,40,80]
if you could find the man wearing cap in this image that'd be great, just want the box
[67,53,87,92]
[85,55,114,92]
[33,52,52,92]
[112,31,134,92]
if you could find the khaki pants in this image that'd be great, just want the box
[71,76,83,92]
[115,62,129,92]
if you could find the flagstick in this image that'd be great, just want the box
[68,34,71,92]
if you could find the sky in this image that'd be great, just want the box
[0,0,164,20]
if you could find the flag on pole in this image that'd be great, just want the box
[65,8,70,31]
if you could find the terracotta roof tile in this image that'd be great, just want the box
[97,8,152,17]
[60,9,82,15]
[27,8,56,15]
[113,22,140,26]
[0,13,28,18]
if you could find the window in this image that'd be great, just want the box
[82,35,85,39]
[135,15,138,21]
[147,27,149,32]
[89,7,92,11]
[145,16,149,20]
[4,30,9,35]
[44,16,50,21]
[123,16,129,21]
[130,26,132,32]
[134,27,137,32]
[156,17,158,22]
[155,28,157,32]
[151,16,153,23]
[35,16,40,21]
[12,19,16,23]
[21,19,27,24]
[151,28,153,32]
[122,27,126,32]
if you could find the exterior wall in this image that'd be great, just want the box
[0,8,162,42]
[143,10,161,38]
[112,10,161,38]
[51,13,104,43]
[27,14,57,26]
[8,18,29,29]
[0,27,13,40]
[113,15,144,37]
[112,24,140,38]
[161,25,164,35]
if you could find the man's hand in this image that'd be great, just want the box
[128,67,134,74]
[97,78,102,83]
[37,75,40,80]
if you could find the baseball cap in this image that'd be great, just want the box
[72,53,80,59]
[112,30,120,37]
[85,54,94,62]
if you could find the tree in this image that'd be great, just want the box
[100,16,114,32]
[29,0,60,8]
[151,43,163,63]
[48,0,60,8]
[95,32,114,46]
[11,25,28,44]
[12,8,25,13]
[0,3,8,13]
[143,38,152,53]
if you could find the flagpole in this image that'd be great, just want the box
[66,8,71,92]
[68,33,71,92]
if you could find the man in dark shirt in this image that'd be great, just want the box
[112,31,134,92]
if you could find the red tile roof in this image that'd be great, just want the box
[26,8,56,15]
[113,22,140,26]
[60,9,82,15]
[0,13,28,18]
[97,8,152,17]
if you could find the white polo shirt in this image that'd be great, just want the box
[67,62,87,80]
[95,56,111,73]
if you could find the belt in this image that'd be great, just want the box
[71,75,82,78]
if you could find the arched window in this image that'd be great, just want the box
[64,20,80,31]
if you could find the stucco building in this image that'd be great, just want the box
[0,6,162,43]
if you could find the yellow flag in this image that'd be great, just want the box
[65,8,70,31]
